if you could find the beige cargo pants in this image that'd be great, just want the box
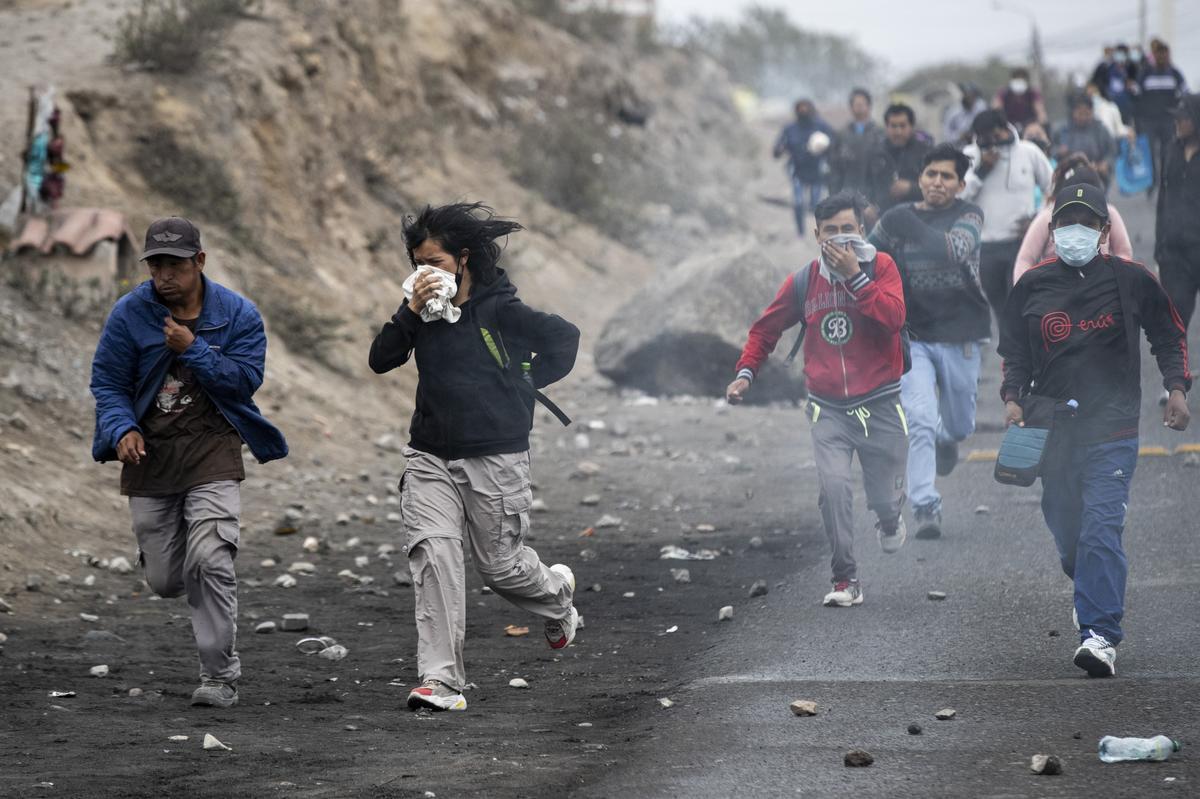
[400,447,574,691]
[129,480,241,683]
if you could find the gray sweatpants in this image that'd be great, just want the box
[129,480,241,683]
[809,395,908,583]
[400,447,574,692]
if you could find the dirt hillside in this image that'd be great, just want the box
[0,0,773,592]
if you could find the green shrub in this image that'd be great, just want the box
[113,0,261,73]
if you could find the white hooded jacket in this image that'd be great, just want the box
[961,123,1053,243]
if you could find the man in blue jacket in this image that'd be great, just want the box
[90,217,287,708]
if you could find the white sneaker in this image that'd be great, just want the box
[877,516,907,554]
[1073,632,1116,678]
[407,679,467,711]
[545,606,579,650]
[822,580,863,607]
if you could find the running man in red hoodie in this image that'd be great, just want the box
[727,192,909,607]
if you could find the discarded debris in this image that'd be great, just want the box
[1030,754,1063,775]
[273,574,298,589]
[658,698,675,708]
[670,568,691,584]
[748,580,769,598]
[844,749,874,767]
[695,524,716,533]
[718,605,734,621]
[128,688,143,697]
[108,556,133,574]
[255,621,277,634]
[296,636,336,655]
[660,544,719,561]
[664,625,678,634]
[789,700,818,716]
[580,494,601,506]
[288,561,316,575]
[935,708,957,720]
[622,591,636,598]
[505,625,530,637]
[595,514,623,529]
[168,735,188,742]
[202,733,231,751]
[48,691,76,698]
[927,591,947,601]
[318,644,349,661]
[578,527,595,538]
[974,505,990,515]
[89,665,109,677]
[79,613,99,623]
[509,678,530,689]
[748,536,764,549]
[588,583,602,593]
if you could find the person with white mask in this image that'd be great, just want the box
[993,67,1047,132]
[728,192,909,608]
[999,182,1191,678]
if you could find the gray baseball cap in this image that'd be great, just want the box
[141,217,202,260]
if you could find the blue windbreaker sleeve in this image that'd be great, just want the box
[176,303,266,402]
[90,310,142,457]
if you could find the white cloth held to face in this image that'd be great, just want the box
[402,265,461,323]
[818,234,877,283]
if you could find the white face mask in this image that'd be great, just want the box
[818,233,876,283]
[1053,224,1102,267]
[1009,78,1029,94]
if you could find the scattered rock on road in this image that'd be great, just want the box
[89,665,109,677]
[1030,754,1063,775]
[580,494,601,506]
[935,708,957,720]
[25,574,42,592]
[509,678,529,689]
[108,556,133,574]
[844,749,874,767]
[281,613,310,632]
[658,698,674,708]
[907,723,923,735]
[274,574,298,589]
[718,605,734,621]
[670,568,691,584]
[318,644,349,661]
[595,514,622,529]
[974,505,990,515]
[789,700,818,717]
[927,591,947,601]
[748,580,768,598]
[255,621,277,634]
[394,571,413,587]
[289,561,316,575]
[748,536,763,549]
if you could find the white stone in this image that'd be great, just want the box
[83,575,96,587]
[89,665,109,677]
[595,514,622,529]
[718,605,734,621]
[508,678,530,689]
[255,621,277,634]
[274,574,298,589]
[169,735,189,741]
[202,733,231,751]
[658,698,674,708]
[108,556,133,574]
[531,498,548,513]
[288,562,316,574]
[79,613,99,623]
[302,536,321,553]
[318,644,349,661]
[354,555,369,569]
[260,558,277,568]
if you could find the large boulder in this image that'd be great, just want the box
[594,236,806,402]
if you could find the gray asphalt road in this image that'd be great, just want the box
[577,196,1200,798]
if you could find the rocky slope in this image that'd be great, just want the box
[0,0,767,589]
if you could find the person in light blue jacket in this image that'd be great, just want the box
[90,217,286,709]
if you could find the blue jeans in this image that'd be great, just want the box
[791,176,824,236]
[899,341,981,511]
[1040,437,1138,645]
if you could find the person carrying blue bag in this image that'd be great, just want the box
[998,183,1191,679]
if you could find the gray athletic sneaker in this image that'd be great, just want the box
[191,679,238,708]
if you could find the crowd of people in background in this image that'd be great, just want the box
[750,36,1196,679]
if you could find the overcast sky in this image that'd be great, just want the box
[657,0,1199,86]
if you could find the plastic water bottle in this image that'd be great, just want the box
[1098,735,1181,763]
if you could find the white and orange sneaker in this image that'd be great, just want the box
[545,564,580,650]
[407,679,467,711]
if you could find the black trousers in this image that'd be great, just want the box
[980,239,1022,331]
[1159,246,1200,331]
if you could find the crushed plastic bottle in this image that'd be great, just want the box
[1098,735,1181,763]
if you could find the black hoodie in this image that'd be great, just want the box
[369,270,580,459]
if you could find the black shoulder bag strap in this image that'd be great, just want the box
[478,297,573,427]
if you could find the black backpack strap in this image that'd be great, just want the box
[784,261,818,365]
[479,295,572,427]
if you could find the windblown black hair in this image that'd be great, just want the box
[814,191,867,225]
[403,202,524,286]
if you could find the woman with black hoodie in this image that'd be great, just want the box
[369,203,581,712]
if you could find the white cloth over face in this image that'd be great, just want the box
[818,234,876,283]
[402,265,461,324]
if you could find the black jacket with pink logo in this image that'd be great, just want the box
[999,255,1191,443]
